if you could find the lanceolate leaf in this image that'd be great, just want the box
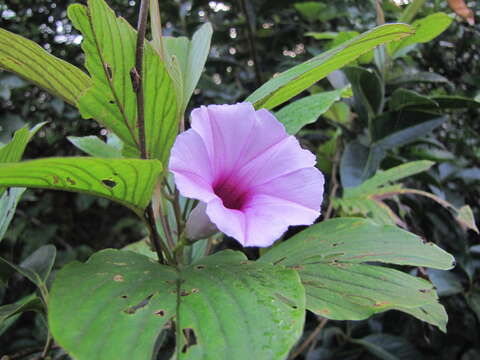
[49,250,305,360]
[68,0,177,163]
[389,13,453,56]
[0,28,91,106]
[0,157,162,214]
[0,123,46,164]
[275,88,346,134]
[162,23,213,114]
[246,24,413,110]
[260,218,454,330]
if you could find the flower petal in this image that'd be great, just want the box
[206,198,246,243]
[190,103,257,176]
[252,167,325,212]
[169,130,215,202]
[236,136,317,188]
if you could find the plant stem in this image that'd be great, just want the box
[238,0,262,86]
[134,0,172,264]
[288,318,329,359]
[324,139,342,220]
[135,0,149,159]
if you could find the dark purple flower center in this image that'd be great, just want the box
[213,176,250,210]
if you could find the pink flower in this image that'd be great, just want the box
[169,102,325,247]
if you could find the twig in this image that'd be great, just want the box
[375,0,385,25]
[288,318,329,359]
[238,0,262,86]
[324,140,342,220]
[134,0,150,159]
[133,0,172,264]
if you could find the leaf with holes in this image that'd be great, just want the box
[68,0,177,163]
[0,28,91,106]
[259,218,454,330]
[48,249,305,360]
[245,24,413,110]
[0,157,162,215]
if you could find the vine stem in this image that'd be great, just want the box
[238,0,262,86]
[133,0,172,264]
[288,318,329,359]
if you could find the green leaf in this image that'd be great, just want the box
[337,161,434,225]
[0,293,43,324]
[429,95,480,110]
[389,89,438,111]
[390,13,453,56]
[388,72,449,86]
[344,66,384,122]
[275,88,345,134]
[260,218,454,327]
[0,245,56,287]
[0,187,25,242]
[456,205,479,233]
[0,123,46,164]
[0,157,162,214]
[362,112,447,179]
[294,2,327,21]
[67,136,123,158]
[185,23,213,111]
[49,249,305,360]
[346,160,434,196]
[395,303,448,332]
[246,24,413,110]
[0,28,91,106]
[68,0,177,163]
[163,23,212,113]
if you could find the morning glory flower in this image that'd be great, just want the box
[169,102,324,247]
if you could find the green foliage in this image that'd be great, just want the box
[0,28,91,106]
[0,157,162,214]
[390,13,453,56]
[67,135,123,158]
[49,249,305,360]
[162,23,213,114]
[68,0,177,163]
[275,88,347,134]
[260,217,453,330]
[246,24,414,110]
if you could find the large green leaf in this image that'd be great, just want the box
[49,249,305,360]
[0,157,162,214]
[389,13,452,56]
[275,88,346,134]
[246,24,413,110]
[0,28,91,106]
[68,0,177,163]
[260,218,454,330]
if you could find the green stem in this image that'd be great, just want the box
[398,0,428,23]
